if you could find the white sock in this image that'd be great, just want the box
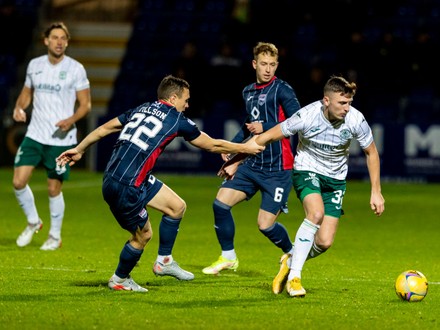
[157,255,173,264]
[112,274,124,282]
[49,192,65,240]
[14,185,39,224]
[289,219,320,280]
[221,249,236,260]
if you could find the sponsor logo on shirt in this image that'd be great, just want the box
[251,107,260,119]
[310,141,339,151]
[35,83,61,92]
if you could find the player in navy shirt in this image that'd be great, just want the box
[57,75,264,292]
[203,42,301,292]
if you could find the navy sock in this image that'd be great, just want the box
[158,216,181,256]
[213,199,235,251]
[260,222,293,253]
[115,242,143,278]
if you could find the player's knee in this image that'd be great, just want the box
[169,200,186,219]
[142,229,153,244]
[308,210,325,223]
[213,198,231,216]
[257,219,275,231]
[47,181,62,197]
[12,177,26,190]
[136,226,153,247]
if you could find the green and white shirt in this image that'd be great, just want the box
[24,54,90,146]
[281,100,374,180]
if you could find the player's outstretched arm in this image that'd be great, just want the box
[189,132,265,155]
[364,142,385,216]
[57,117,122,167]
[217,125,286,179]
[254,124,285,146]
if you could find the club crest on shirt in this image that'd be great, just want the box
[340,129,352,140]
[258,94,267,106]
[59,71,67,80]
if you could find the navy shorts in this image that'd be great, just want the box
[102,174,163,232]
[221,163,292,215]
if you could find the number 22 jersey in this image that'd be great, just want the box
[104,101,201,187]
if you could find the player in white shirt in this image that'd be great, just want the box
[12,22,91,250]
[224,75,385,297]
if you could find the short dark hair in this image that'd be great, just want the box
[324,75,357,96]
[157,75,190,100]
[43,22,70,40]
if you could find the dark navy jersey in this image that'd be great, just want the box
[104,101,201,187]
[232,77,300,172]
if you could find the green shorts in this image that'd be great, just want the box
[14,137,73,181]
[292,170,346,218]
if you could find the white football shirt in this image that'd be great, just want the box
[24,54,90,146]
[280,100,374,180]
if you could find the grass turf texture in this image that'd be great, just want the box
[0,168,438,329]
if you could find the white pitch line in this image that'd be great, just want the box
[24,180,102,192]
[19,266,106,273]
[302,276,440,285]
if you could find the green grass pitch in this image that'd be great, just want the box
[0,168,438,329]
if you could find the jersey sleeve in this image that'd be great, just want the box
[280,111,304,137]
[179,116,202,141]
[74,63,90,91]
[279,82,301,118]
[117,107,136,126]
[24,61,33,88]
[354,112,374,149]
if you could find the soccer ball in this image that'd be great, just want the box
[395,270,428,302]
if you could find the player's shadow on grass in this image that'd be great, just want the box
[0,238,21,247]
[0,238,50,251]
[72,280,108,288]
